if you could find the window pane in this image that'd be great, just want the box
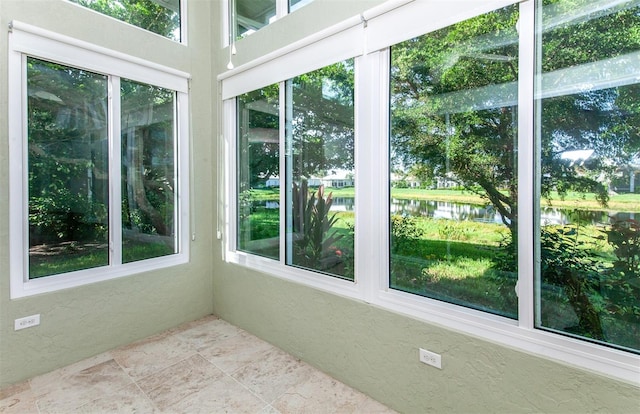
[286,60,355,280]
[27,58,109,278]
[389,5,519,318]
[70,0,181,41]
[536,0,640,352]
[235,0,276,39]
[237,85,280,260]
[121,79,177,262]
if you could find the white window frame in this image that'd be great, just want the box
[8,21,191,299]
[219,0,640,384]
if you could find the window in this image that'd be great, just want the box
[120,80,178,263]
[237,84,280,259]
[285,60,355,280]
[220,0,639,383]
[9,22,190,298]
[230,0,313,41]
[234,60,355,280]
[535,0,640,352]
[389,4,519,319]
[68,0,182,42]
[27,59,110,278]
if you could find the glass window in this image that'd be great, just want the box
[27,58,109,278]
[285,60,355,280]
[389,5,520,318]
[69,0,181,41]
[535,0,640,352]
[231,0,314,40]
[121,80,177,262]
[237,85,280,259]
[24,58,183,280]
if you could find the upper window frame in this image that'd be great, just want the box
[8,21,191,298]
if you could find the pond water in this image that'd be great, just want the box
[389,199,634,226]
[254,198,636,225]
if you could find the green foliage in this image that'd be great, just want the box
[238,85,280,189]
[602,220,640,331]
[391,2,640,242]
[606,219,640,278]
[540,225,606,340]
[390,215,424,255]
[391,4,521,234]
[437,220,472,241]
[29,189,107,243]
[292,182,344,271]
[290,60,355,179]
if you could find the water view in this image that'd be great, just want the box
[254,197,634,226]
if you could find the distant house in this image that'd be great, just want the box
[436,172,458,189]
[322,170,354,188]
[265,175,280,187]
[307,177,322,187]
[391,173,421,188]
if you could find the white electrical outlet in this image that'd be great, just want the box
[419,348,442,369]
[15,314,40,331]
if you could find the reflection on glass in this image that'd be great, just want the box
[121,79,177,263]
[536,0,640,352]
[389,5,519,318]
[70,0,181,41]
[235,0,276,39]
[237,85,280,259]
[286,60,355,280]
[27,58,109,278]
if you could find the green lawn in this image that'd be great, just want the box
[29,240,174,278]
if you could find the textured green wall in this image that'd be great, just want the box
[0,0,214,388]
[212,0,639,412]
[212,265,639,413]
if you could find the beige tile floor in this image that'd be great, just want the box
[0,316,397,414]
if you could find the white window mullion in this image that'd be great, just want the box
[276,0,288,19]
[179,0,188,45]
[533,0,544,329]
[174,92,181,253]
[281,81,289,265]
[355,50,389,301]
[225,98,237,256]
[517,0,536,330]
[110,76,123,266]
[377,49,391,294]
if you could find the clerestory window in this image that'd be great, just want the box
[230,0,314,41]
[67,0,183,42]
